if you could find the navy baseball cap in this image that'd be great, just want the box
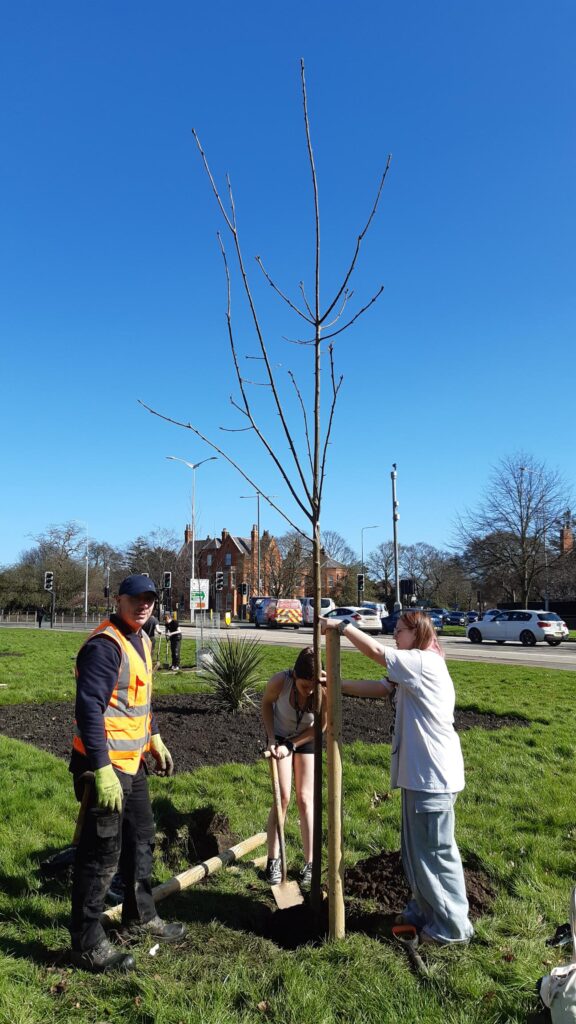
[118,574,157,597]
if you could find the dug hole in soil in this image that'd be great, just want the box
[1,690,514,948]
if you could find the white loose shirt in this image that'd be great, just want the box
[384,648,465,793]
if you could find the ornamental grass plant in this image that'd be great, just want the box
[199,636,266,712]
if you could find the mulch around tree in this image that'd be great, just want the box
[0,692,528,772]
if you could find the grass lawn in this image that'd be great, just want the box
[1,628,575,1022]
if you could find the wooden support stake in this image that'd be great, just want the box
[326,629,345,940]
[103,830,266,923]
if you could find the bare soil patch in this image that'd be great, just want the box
[0,693,528,771]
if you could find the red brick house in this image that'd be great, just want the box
[180,525,281,617]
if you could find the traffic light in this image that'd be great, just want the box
[357,573,365,592]
[44,571,54,592]
[163,572,172,590]
[215,571,224,592]
[400,577,416,597]
[241,582,248,596]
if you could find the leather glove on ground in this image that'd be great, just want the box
[94,764,123,813]
[150,734,174,776]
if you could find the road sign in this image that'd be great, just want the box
[190,578,209,612]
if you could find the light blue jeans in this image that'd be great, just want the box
[400,789,474,944]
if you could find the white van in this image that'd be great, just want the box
[300,596,336,625]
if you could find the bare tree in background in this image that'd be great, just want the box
[458,453,571,607]
[141,60,390,906]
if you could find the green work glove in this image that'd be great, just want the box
[150,733,174,776]
[94,764,123,814]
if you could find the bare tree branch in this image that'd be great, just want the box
[138,399,310,535]
[255,256,314,324]
[320,154,392,323]
[299,280,314,319]
[192,131,313,506]
[322,288,353,330]
[217,234,312,517]
[319,344,343,500]
[288,370,314,476]
[320,285,385,341]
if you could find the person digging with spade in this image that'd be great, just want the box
[321,609,473,947]
[68,573,186,973]
[261,646,326,890]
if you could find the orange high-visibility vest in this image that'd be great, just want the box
[73,619,153,775]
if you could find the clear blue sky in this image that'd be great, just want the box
[1,1,574,567]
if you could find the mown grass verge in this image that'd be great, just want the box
[1,629,576,1022]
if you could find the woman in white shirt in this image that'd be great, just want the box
[321,610,473,945]
[261,646,326,889]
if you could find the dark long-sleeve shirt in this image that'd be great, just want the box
[70,614,158,773]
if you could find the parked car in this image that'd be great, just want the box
[300,596,336,625]
[254,598,302,629]
[361,601,389,619]
[444,610,467,627]
[426,611,444,632]
[479,608,503,621]
[466,611,479,623]
[324,606,382,634]
[467,610,569,647]
[381,609,442,634]
[428,607,450,624]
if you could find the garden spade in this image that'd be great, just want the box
[265,752,304,909]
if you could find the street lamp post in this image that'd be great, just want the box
[84,532,89,623]
[240,492,261,595]
[360,525,380,605]
[360,525,380,577]
[391,464,401,611]
[240,491,277,596]
[72,520,89,622]
[166,456,217,623]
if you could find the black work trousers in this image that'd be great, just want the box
[70,761,156,951]
[169,635,181,668]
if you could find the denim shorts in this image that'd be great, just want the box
[276,735,314,755]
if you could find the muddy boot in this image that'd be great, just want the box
[120,915,186,943]
[71,938,135,973]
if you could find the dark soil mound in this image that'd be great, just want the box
[345,848,496,919]
[0,693,528,772]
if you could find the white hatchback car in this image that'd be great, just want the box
[323,605,382,634]
[467,610,569,647]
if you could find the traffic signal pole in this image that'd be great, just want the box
[391,464,401,611]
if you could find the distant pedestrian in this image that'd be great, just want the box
[142,613,161,659]
[164,613,182,671]
[37,606,45,629]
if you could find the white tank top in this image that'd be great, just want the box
[273,670,314,738]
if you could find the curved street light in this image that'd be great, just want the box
[166,456,217,617]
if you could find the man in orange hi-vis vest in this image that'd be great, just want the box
[69,574,186,973]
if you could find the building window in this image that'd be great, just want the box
[207,554,213,567]
[226,593,232,610]
[328,576,334,590]
[225,552,232,566]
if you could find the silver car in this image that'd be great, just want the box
[324,606,383,634]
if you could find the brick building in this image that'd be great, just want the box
[181,525,281,617]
